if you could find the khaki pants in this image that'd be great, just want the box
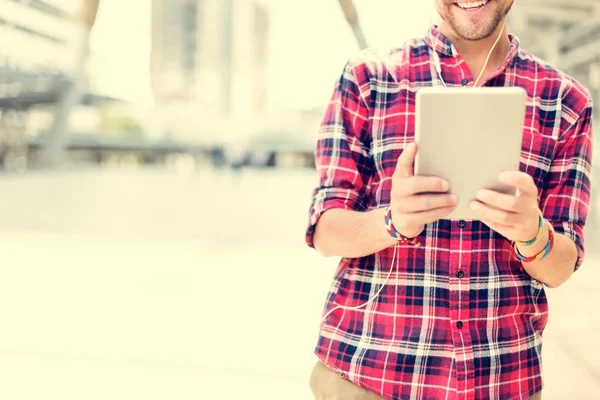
[310,361,542,400]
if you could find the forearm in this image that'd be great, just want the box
[313,208,396,258]
[518,224,578,288]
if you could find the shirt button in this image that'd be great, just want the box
[456,321,464,329]
[456,270,465,278]
[460,78,468,86]
[457,220,466,228]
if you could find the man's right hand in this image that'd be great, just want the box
[389,143,458,238]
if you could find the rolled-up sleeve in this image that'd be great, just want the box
[305,59,374,249]
[541,101,594,271]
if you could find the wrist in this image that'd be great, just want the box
[370,208,397,245]
[394,223,423,239]
[516,221,550,258]
[517,209,544,246]
[384,206,423,245]
[515,221,555,264]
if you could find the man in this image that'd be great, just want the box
[305,1,594,399]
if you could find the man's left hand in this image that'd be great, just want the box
[469,171,540,242]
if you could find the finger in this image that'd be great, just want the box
[397,205,458,228]
[395,176,450,196]
[498,171,538,197]
[397,193,458,213]
[393,143,417,178]
[475,189,533,213]
[470,200,522,227]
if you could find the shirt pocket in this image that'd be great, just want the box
[370,115,415,206]
[519,127,558,192]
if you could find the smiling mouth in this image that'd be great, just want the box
[454,0,490,11]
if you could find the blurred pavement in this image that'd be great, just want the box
[0,167,597,399]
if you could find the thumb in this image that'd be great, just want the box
[393,142,417,178]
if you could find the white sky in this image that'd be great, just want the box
[89,0,436,109]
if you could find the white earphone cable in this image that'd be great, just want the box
[433,18,507,88]
[473,18,507,87]
[320,243,399,323]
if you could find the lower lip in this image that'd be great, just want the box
[454,0,490,13]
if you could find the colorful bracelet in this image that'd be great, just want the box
[384,206,421,247]
[517,209,544,247]
[514,220,555,263]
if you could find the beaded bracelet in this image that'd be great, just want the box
[516,209,544,247]
[514,220,555,263]
[384,206,421,247]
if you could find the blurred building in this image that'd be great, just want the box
[0,0,81,73]
[0,0,83,170]
[150,0,197,102]
[150,0,269,145]
[511,0,600,102]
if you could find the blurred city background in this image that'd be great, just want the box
[0,0,598,399]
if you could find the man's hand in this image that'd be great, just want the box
[470,171,540,242]
[390,143,458,238]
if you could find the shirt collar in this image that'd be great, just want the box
[425,25,521,66]
[426,26,457,57]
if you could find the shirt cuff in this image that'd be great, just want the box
[549,220,585,271]
[305,187,366,249]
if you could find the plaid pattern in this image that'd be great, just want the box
[306,27,593,400]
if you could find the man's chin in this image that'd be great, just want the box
[450,20,498,41]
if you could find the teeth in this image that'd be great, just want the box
[457,0,487,9]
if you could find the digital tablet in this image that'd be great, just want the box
[414,87,526,220]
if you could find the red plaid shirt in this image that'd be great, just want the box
[306,27,593,400]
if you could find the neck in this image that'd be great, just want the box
[437,20,510,82]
